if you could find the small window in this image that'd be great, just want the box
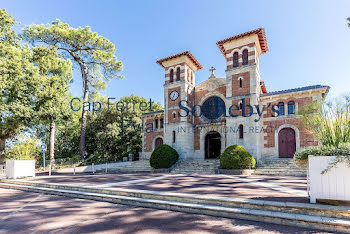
[169,69,174,82]
[242,49,248,65]
[160,118,164,128]
[239,78,243,88]
[239,102,243,110]
[233,52,239,67]
[172,131,176,143]
[155,119,158,129]
[278,102,285,116]
[288,101,295,114]
[239,124,244,139]
[173,112,176,119]
[176,67,180,81]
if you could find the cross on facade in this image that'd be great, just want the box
[209,66,216,79]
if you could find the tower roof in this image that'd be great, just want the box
[156,51,203,70]
[216,28,269,56]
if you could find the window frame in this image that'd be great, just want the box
[288,101,295,115]
[277,102,285,116]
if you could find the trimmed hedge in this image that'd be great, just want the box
[150,144,179,169]
[294,143,350,169]
[220,145,256,169]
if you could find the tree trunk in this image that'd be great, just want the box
[49,118,56,166]
[0,140,5,164]
[79,66,89,160]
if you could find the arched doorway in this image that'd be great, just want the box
[278,128,296,158]
[205,131,221,159]
[154,137,163,149]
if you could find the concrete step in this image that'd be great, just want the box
[0,180,349,233]
[171,160,219,174]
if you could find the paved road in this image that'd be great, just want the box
[0,188,330,234]
[25,173,308,203]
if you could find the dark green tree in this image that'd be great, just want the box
[24,20,123,160]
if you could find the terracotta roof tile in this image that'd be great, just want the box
[216,28,268,56]
[261,85,330,97]
[156,51,203,70]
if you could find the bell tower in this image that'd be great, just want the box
[156,51,202,159]
[216,28,269,160]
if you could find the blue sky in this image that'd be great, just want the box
[2,0,350,104]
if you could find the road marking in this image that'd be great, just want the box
[91,175,175,188]
[1,194,42,221]
[223,175,308,197]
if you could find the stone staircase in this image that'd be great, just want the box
[170,159,220,174]
[254,157,307,177]
[107,160,155,173]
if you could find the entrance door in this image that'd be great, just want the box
[155,137,163,149]
[278,128,296,158]
[205,131,221,159]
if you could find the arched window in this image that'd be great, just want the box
[173,111,176,119]
[242,49,248,65]
[233,52,239,67]
[239,101,243,110]
[169,69,174,82]
[172,131,176,143]
[278,102,285,116]
[160,118,164,128]
[176,67,180,81]
[239,77,243,88]
[239,124,244,139]
[155,119,158,129]
[288,101,295,114]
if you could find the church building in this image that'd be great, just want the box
[140,28,329,162]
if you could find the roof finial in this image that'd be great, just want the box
[209,66,216,79]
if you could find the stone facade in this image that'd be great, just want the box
[140,28,329,162]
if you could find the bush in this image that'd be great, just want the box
[150,144,179,169]
[294,143,350,169]
[6,137,40,161]
[220,145,255,169]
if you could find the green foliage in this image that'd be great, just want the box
[23,19,123,84]
[23,19,123,159]
[31,46,72,121]
[85,95,162,163]
[294,143,350,169]
[150,144,179,169]
[6,137,40,160]
[298,97,350,147]
[220,145,256,169]
[0,9,41,141]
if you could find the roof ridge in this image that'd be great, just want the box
[156,51,202,70]
[262,85,330,97]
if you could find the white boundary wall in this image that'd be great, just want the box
[51,161,132,174]
[308,156,350,203]
[6,160,35,179]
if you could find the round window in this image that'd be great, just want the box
[202,96,226,120]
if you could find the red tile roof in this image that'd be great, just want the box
[156,51,203,70]
[216,28,269,56]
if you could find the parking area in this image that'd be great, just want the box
[0,188,325,234]
[24,173,308,203]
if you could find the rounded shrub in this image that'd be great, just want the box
[220,145,255,169]
[150,144,179,169]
